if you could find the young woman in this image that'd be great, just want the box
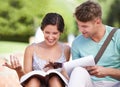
[4,13,70,87]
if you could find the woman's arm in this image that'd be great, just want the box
[3,55,25,79]
[64,44,71,61]
[24,45,34,73]
[3,44,34,79]
[61,44,71,80]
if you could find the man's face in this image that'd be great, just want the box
[76,19,99,38]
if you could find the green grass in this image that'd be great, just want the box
[0,41,28,54]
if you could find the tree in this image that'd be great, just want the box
[105,0,120,27]
[0,0,48,42]
[0,0,86,42]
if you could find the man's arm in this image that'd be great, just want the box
[107,68,120,80]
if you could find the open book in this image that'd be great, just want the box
[20,55,95,85]
[20,69,68,86]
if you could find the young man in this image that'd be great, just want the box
[69,1,120,87]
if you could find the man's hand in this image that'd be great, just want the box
[85,65,109,78]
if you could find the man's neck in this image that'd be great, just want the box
[91,25,106,42]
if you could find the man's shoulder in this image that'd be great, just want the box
[106,25,120,31]
[72,35,81,43]
[106,25,120,40]
[105,25,120,35]
[73,34,87,43]
[73,34,83,41]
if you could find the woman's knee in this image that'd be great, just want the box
[47,74,66,87]
[22,76,42,87]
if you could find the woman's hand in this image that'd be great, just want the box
[3,55,22,71]
[43,62,54,72]
[3,55,25,79]
[43,62,63,72]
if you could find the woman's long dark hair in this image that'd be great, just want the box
[41,13,64,33]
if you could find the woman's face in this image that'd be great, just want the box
[43,25,61,46]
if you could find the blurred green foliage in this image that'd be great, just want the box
[105,0,120,28]
[0,0,77,42]
[0,0,119,42]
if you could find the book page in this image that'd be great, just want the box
[63,55,95,76]
[46,69,68,85]
[20,69,68,85]
[20,70,46,84]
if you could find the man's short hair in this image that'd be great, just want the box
[74,1,102,22]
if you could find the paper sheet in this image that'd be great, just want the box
[63,55,95,76]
